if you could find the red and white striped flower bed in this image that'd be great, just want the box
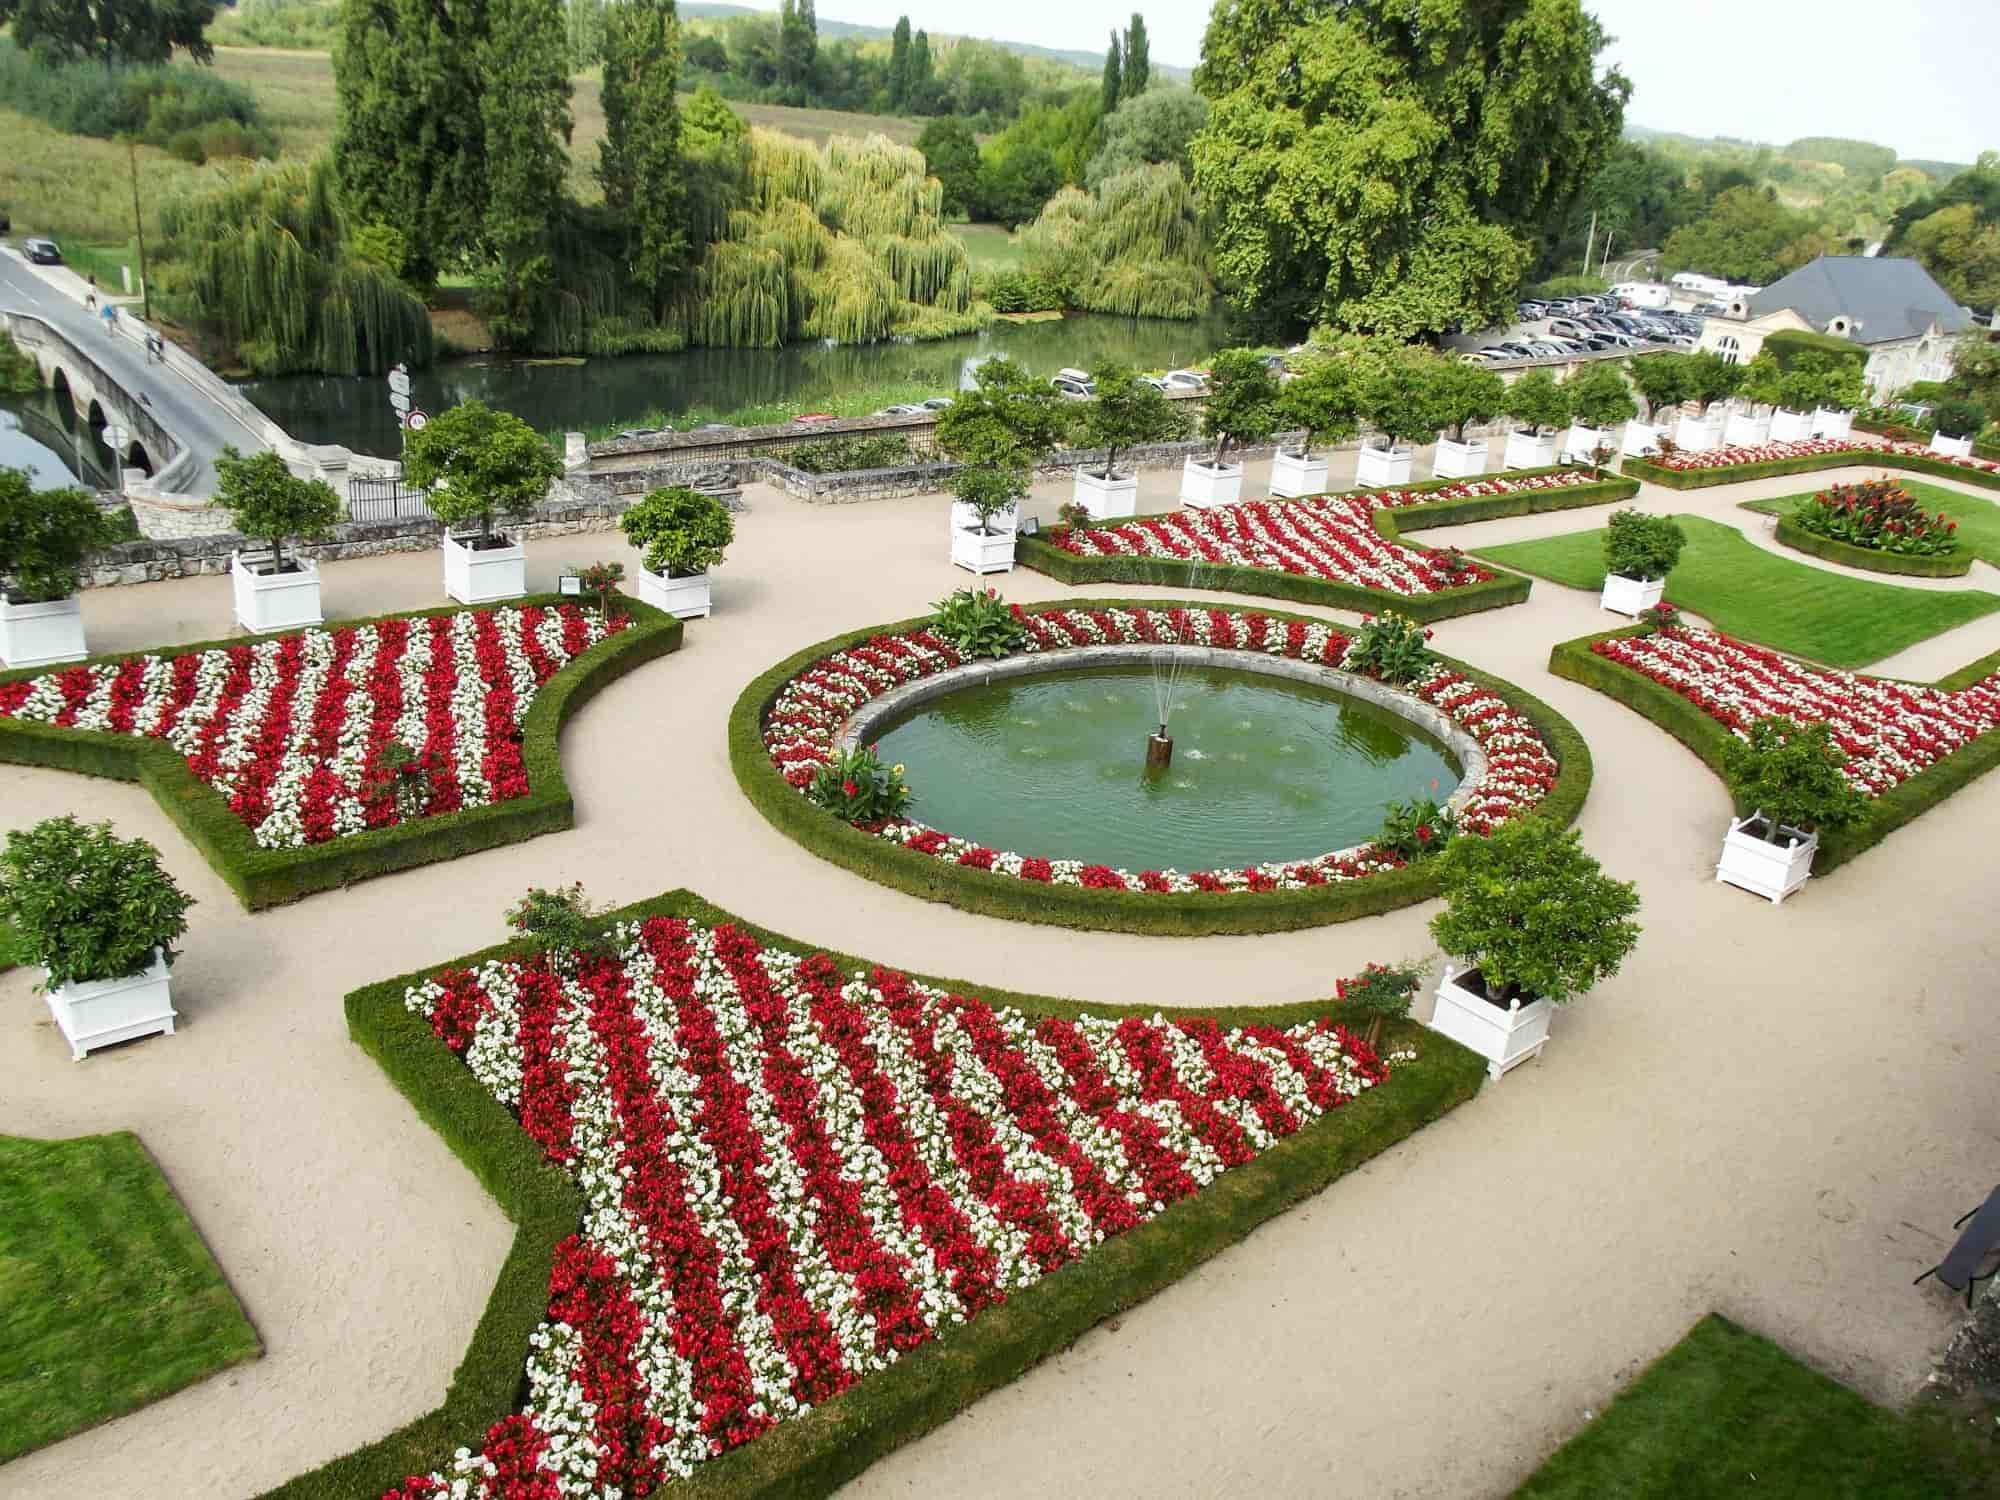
[0,605,624,848]
[763,605,1561,895]
[386,917,1396,1498]
[1045,469,1609,595]
[1646,436,2000,477]
[1591,626,2000,794]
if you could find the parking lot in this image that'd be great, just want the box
[1444,292,1714,367]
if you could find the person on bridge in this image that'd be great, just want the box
[100,302,116,335]
[84,275,98,312]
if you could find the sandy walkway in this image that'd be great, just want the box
[2,457,1995,1499]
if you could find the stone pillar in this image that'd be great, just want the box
[564,432,589,471]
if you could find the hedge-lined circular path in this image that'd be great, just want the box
[4,447,2000,1500]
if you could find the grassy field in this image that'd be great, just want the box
[1513,1315,1999,1499]
[210,46,340,158]
[0,109,211,242]
[1744,479,2000,568]
[1475,514,2000,667]
[951,221,1027,270]
[565,377,944,443]
[0,1132,261,1463]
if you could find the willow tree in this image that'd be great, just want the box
[601,0,688,316]
[1192,0,1628,338]
[156,158,433,375]
[1020,163,1211,319]
[480,0,572,346]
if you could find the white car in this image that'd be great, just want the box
[1163,369,1208,390]
[872,404,924,416]
[1138,374,1172,390]
[919,397,954,412]
[1051,377,1094,400]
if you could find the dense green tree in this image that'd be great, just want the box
[1661,185,1835,284]
[1192,0,1627,340]
[1100,31,1122,117]
[888,14,911,109]
[1123,12,1149,98]
[1084,84,1206,189]
[1897,159,2000,313]
[333,0,489,286]
[600,0,686,317]
[478,0,572,347]
[778,0,816,100]
[918,116,980,219]
[978,143,1061,229]
[684,31,726,71]
[0,0,215,66]
[403,399,562,543]
[565,0,605,67]
[907,29,933,109]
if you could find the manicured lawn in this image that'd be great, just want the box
[1744,479,2000,568]
[1476,514,2000,667]
[1513,1314,1998,1499]
[952,221,1027,270]
[0,1132,260,1462]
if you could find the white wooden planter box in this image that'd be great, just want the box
[1716,812,1818,904]
[1427,965,1554,1081]
[1620,420,1660,458]
[1268,449,1329,498]
[1811,408,1853,440]
[44,949,175,1062]
[1724,408,1772,446]
[1071,467,1138,520]
[1769,408,1814,443]
[1432,436,1488,479]
[1503,429,1558,470]
[1563,423,1610,464]
[1931,432,1974,459]
[951,526,1017,575]
[0,594,87,669]
[1180,457,1244,509]
[638,565,712,619]
[443,533,526,604]
[1355,442,1413,488]
[1600,571,1665,617]
[1676,411,1724,452]
[231,552,323,634]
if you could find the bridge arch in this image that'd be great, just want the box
[124,438,154,476]
[49,366,75,427]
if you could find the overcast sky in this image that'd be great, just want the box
[801,0,1993,163]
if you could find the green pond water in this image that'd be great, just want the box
[873,664,1461,872]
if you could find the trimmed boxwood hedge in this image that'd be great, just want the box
[1014,467,1639,623]
[1549,625,2000,874]
[0,595,683,910]
[1768,512,1972,578]
[264,888,1486,1500]
[1623,450,2000,493]
[731,597,1595,935]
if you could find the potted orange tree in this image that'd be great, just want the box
[1716,716,1867,904]
[0,467,112,668]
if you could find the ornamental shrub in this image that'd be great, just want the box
[1933,397,1985,439]
[1429,819,1641,1005]
[1565,364,1639,431]
[1070,363,1189,478]
[1200,348,1283,465]
[1603,509,1687,581]
[1360,346,1443,448]
[808,743,912,824]
[934,357,1068,530]
[1333,959,1424,1046]
[1375,796,1458,860]
[213,445,344,571]
[1343,611,1434,686]
[1275,354,1364,454]
[1504,369,1571,436]
[1425,356,1506,443]
[403,400,562,544]
[930,587,1026,658]
[620,486,735,577]
[1790,480,1959,556]
[0,469,115,603]
[0,816,193,989]
[504,882,614,974]
[787,433,912,474]
[1721,716,1868,838]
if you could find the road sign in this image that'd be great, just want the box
[404,408,429,431]
[101,421,131,457]
[389,391,412,415]
[387,363,411,398]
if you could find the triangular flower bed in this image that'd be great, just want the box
[0,597,681,908]
[337,894,1482,1500]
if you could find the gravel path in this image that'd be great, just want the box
[2,453,1994,1499]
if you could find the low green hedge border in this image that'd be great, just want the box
[730,597,1595,935]
[1623,450,2000,492]
[1013,467,1638,623]
[1548,625,2000,874]
[1767,512,1972,578]
[265,888,1485,1500]
[0,595,683,910]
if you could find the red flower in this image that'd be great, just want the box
[842,779,859,797]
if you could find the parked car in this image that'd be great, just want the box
[1051,376,1094,400]
[1055,366,1093,385]
[872,404,924,416]
[792,412,839,424]
[1163,369,1208,390]
[1516,301,1547,320]
[614,427,662,440]
[1547,317,1594,339]
[1139,374,1173,388]
[22,237,60,265]
[1692,301,1726,316]
[919,396,954,412]
[695,422,735,433]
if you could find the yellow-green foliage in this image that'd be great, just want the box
[666,130,981,348]
[1019,163,1211,319]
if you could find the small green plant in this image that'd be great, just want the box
[1429,819,1641,1006]
[364,740,432,821]
[1720,716,1869,840]
[1343,611,1434,686]
[0,467,115,603]
[1332,959,1425,1048]
[1603,509,1687,582]
[504,882,615,973]
[213,446,344,572]
[1637,599,1682,634]
[787,433,913,474]
[808,744,912,825]
[620,486,735,577]
[0,331,40,396]
[934,357,1069,534]
[1056,500,1101,531]
[1375,796,1458,861]
[570,560,626,616]
[0,816,194,990]
[930,587,1027,658]
[403,399,563,545]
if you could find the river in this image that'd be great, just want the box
[0,387,121,489]
[237,310,1235,459]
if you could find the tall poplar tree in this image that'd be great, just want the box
[333,0,489,286]
[889,15,911,109]
[601,0,688,315]
[1123,13,1149,97]
[1101,32,1122,116]
[778,0,815,96]
[909,29,931,107]
[479,0,572,344]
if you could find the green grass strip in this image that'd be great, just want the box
[0,1131,261,1465]
[1513,1313,1997,1499]
[1478,515,2000,668]
[1622,449,2000,492]
[261,888,1487,1499]
[0,595,683,910]
[729,597,1594,935]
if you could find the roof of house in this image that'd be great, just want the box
[1746,256,1971,345]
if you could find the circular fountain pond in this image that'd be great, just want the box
[866,662,1462,873]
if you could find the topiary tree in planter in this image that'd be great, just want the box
[935,356,1069,532]
[0,815,193,990]
[620,486,735,577]
[1720,716,1868,844]
[0,467,113,604]
[1503,369,1572,438]
[1198,348,1283,470]
[1933,397,1986,440]
[1603,509,1686,582]
[1566,364,1639,432]
[1274,355,1362,458]
[1361,347,1444,451]
[1682,350,1746,415]
[1428,357,1507,444]
[1627,352,1693,422]
[1070,362,1189,480]
[213,446,344,574]
[1429,818,1641,1006]
[402,399,562,548]
[1735,351,1784,412]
